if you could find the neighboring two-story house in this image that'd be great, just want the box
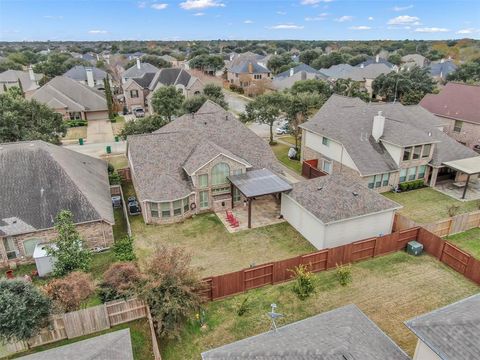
[300,94,478,192]
[271,63,327,91]
[64,65,111,90]
[0,67,43,96]
[420,82,480,150]
[226,52,272,94]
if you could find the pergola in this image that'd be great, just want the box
[443,157,480,199]
[228,168,292,228]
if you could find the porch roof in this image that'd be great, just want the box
[228,168,292,198]
[443,156,480,175]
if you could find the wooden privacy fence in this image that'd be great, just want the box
[301,160,328,179]
[394,211,480,237]
[200,228,419,301]
[117,167,132,182]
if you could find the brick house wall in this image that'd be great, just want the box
[123,81,146,112]
[440,116,480,149]
[0,220,114,268]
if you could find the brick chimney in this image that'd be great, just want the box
[372,111,385,142]
[247,62,254,74]
[136,58,141,70]
[85,68,95,87]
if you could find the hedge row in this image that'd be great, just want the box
[399,179,425,192]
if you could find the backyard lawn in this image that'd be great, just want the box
[270,142,302,174]
[104,154,129,170]
[446,228,480,259]
[160,252,479,359]
[383,187,478,223]
[7,319,155,360]
[122,183,315,277]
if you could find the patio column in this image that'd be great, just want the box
[230,183,234,209]
[462,174,471,199]
[429,167,439,187]
[248,198,252,229]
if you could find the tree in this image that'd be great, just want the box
[447,58,480,84]
[290,79,332,97]
[119,115,167,139]
[387,54,402,66]
[267,54,295,74]
[299,50,320,65]
[47,210,92,277]
[332,78,370,101]
[141,246,204,339]
[242,92,285,144]
[0,280,51,342]
[189,54,225,72]
[0,59,23,72]
[151,85,185,121]
[113,235,136,261]
[44,272,95,312]
[202,84,228,109]
[183,95,208,113]
[101,262,142,301]
[34,53,88,80]
[0,88,66,144]
[104,75,115,120]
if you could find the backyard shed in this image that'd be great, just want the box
[33,243,57,277]
[281,174,402,250]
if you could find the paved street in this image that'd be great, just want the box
[223,90,250,115]
[247,120,285,139]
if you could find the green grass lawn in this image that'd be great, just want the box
[277,135,297,146]
[160,252,479,360]
[383,187,479,224]
[62,126,87,141]
[104,154,129,170]
[270,142,302,174]
[113,207,129,241]
[7,319,155,360]
[446,228,480,259]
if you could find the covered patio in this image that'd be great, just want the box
[216,168,292,232]
[436,157,480,201]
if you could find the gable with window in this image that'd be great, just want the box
[130,89,139,98]
[211,162,230,186]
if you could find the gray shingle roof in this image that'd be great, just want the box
[356,57,394,68]
[228,52,271,74]
[147,68,194,91]
[0,141,114,236]
[275,63,319,79]
[202,304,410,360]
[301,95,478,175]
[405,293,480,360]
[0,69,43,93]
[127,101,283,202]
[429,60,457,79]
[320,63,393,81]
[123,62,159,79]
[31,76,107,112]
[17,329,133,360]
[64,65,107,82]
[286,173,401,223]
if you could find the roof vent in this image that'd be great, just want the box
[317,186,323,191]
[352,191,358,197]
[225,115,228,120]
[428,132,432,137]
[204,121,207,125]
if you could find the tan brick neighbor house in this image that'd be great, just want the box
[226,52,272,95]
[0,141,114,268]
[300,94,478,193]
[420,82,480,150]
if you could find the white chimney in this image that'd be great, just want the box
[372,110,385,142]
[28,65,35,82]
[360,63,365,69]
[289,68,294,77]
[85,67,95,87]
[136,58,141,69]
[440,58,445,64]
[376,54,380,63]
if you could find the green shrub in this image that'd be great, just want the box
[113,235,136,261]
[66,120,87,127]
[236,297,251,316]
[399,179,424,192]
[335,263,352,286]
[290,264,315,300]
[109,171,122,185]
[107,163,115,174]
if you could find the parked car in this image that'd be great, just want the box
[276,123,290,135]
[127,196,141,215]
[133,108,145,118]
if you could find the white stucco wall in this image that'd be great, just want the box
[281,194,326,249]
[413,340,442,360]
[324,210,395,248]
[382,142,403,166]
[304,131,358,171]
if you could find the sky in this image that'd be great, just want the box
[0,0,479,41]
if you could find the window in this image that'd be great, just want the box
[199,191,209,209]
[161,202,171,218]
[407,167,417,181]
[23,238,40,258]
[382,173,390,187]
[369,173,389,189]
[413,146,422,160]
[211,162,230,186]
[454,120,463,133]
[418,165,426,179]
[322,137,330,146]
[232,169,243,176]
[212,186,230,195]
[150,203,159,218]
[3,238,17,260]
[322,159,332,174]
[399,168,407,183]
[69,112,82,120]
[422,144,431,158]
[173,200,182,216]
[183,197,190,212]
[367,176,375,189]
[403,147,412,161]
[233,187,241,202]
[375,174,382,188]
[198,174,208,188]
[254,74,262,80]
[130,89,139,98]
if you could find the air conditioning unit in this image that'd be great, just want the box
[407,240,423,256]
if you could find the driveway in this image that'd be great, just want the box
[63,140,126,158]
[247,119,284,139]
[87,119,114,143]
[223,90,250,115]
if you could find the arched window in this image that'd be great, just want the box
[211,162,230,186]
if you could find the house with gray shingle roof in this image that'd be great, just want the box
[226,52,272,95]
[30,76,108,121]
[272,63,327,90]
[202,304,410,360]
[0,68,43,96]
[121,59,159,84]
[402,54,429,69]
[127,100,284,224]
[428,59,457,82]
[64,65,110,89]
[0,141,114,267]
[300,94,478,194]
[405,293,480,360]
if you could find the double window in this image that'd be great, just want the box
[403,144,433,162]
[322,159,332,174]
[368,173,390,189]
[253,74,262,80]
[150,203,159,218]
[198,174,208,188]
[399,165,427,183]
[130,89,139,98]
[199,191,209,209]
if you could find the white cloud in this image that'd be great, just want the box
[244,19,253,24]
[387,15,420,25]
[179,0,225,10]
[301,0,333,4]
[267,24,304,30]
[137,1,146,8]
[393,5,413,11]
[414,27,449,33]
[193,12,205,16]
[349,25,371,30]
[276,11,287,15]
[456,28,477,34]
[151,3,168,10]
[368,16,374,21]
[305,13,328,21]
[335,15,353,22]
[88,30,107,34]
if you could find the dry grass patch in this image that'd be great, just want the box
[160,252,479,360]
[63,126,87,141]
